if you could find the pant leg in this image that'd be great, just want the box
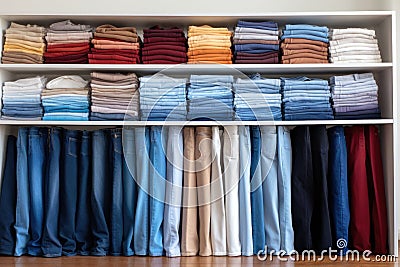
[250,126,265,255]
[110,128,123,256]
[365,125,388,254]
[134,127,150,255]
[59,129,81,256]
[238,126,253,256]
[345,126,371,251]
[163,126,183,257]
[277,126,294,254]
[291,126,313,251]
[260,126,280,254]
[149,126,167,256]
[195,126,212,256]
[27,127,47,256]
[42,128,62,257]
[210,126,227,256]
[223,126,241,256]
[76,131,92,256]
[122,128,137,256]
[0,135,17,255]
[91,129,111,256]
[181,127,199,256]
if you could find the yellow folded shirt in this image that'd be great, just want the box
[6,39,46,49]
[3,45,44,56]
[4,43,44,53]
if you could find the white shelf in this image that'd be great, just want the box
[0,119,393,126]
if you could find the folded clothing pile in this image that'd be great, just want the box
[187,75,234,120]
[2,22,46,64]
[42,75,90,120]
[139,74,187,120]
[330,73,380,119]
[280,24,329,64]
[233,20,279,64]
[142,26,187,64]
[89,25,140,64]
[90,72,139,120]
[234,74,281,120]
[44,20,92,64]
[329,28,382,63]
[281,77,333,120]
[187,25,232,64]
[2,76,46,120]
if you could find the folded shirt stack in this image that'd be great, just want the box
[329,28,382,63]
[187,25,232,64]
[139,74,187,120]
[89,24,140,64]
[281,77,333,120]
[234,74,282,120]
[90,72,139,120]
[42,75,90,120]
[233,20,279,64]
[2,22,46,64]
[280,24,329,64]
[330,73,380,119]
[1,76,46,120]
[142,26,187,64]
[187,75,234,120]
[44,20,92,64]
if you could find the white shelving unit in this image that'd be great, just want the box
[0,11,397,255]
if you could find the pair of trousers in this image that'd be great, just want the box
[291,126,332,253]
[345,126,388,254]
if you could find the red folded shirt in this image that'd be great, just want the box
[45,57,88,64]
[142,55,187,63]
[44,51,89,58]
[90,48,139,55]
[144,37,186,43]
[142,50,187,58]
[46,42,90,49]
[88,53,139,61]
[142,44,186,52]
[89,59,138,64]
[47,45,90,53]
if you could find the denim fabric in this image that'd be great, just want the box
[237,20,278,31]
[285,24,328,32]
[59,130,80,256]
[42,128,62,257]
[27,127,47,256]
[0,136,17,255]
[75,131,92,256]
[283,29,328,38]
[134,127,150,255]
[91,129,111,256]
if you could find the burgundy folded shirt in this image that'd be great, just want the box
[89,59,138,64]
[90,48,139,55]
[144,37,186,43]
[142,44,186,52]
[142,50,187,57]
[89,53,140,61]
[144,41,186,48]
[44,51,89,58]
[142,55,187,63]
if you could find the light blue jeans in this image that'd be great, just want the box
[163,126,183,257]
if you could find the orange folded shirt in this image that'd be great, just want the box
[282,52,328,60]
[282,58,329,64]
[282,38,328,47]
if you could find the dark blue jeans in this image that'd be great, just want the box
[328,126,350,254]
[27,127,47,256]
[59,130,81,256]
[76,131,92,255]
[42,128,62,257]
[0,135,17,255]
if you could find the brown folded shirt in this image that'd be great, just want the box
[281,43,328,52]
[282,52,328,61]
[282,58,329,64]
[282,49,328,56]
[94,32,138,43]
[3,51,43,61]
[2,57,42,64]
[281,38,328,47]
[90,72,138,82]
[96,24,137,34]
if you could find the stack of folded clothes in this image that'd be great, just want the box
[42,75,90,120]
[1,76,46,120]
[89,24,140,64]
[139,74,187,120]
[330,73,380,119]
[187,25,232,64]
[233,74,281,120]
[44,20,92,64]
[281,77,333,120]
[142,26,187,64]
[280,24,329,64]
[233,20,279,64]
[187,75,234,120]
[2,22,46,64]
[329,28,382,63]
[90,72,139,120]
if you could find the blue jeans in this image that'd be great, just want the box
[328,126,350,254]
[110,129,123,256]
[59,130,80,256]
[42,128,62,257]
[91,129,111,256]
[27,127,47,256]
[250,126,265,254]
[0,136,17,255]
[76,131,92,256]
[122,128,137,256]
[149,126,167,256]
[134,127,150,255]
